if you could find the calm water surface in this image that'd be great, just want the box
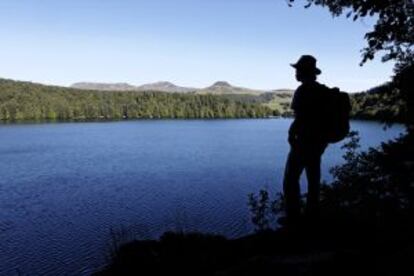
[0,119,404,275]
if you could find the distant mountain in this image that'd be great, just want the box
[71,82,136,91]
[70,80,279,95]
[136,81,196,93]
[71,81,195,93]
[195,81,266,95]
[270,89,295,95]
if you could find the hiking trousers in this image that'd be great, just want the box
[283,140,328,222]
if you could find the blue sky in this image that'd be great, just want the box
[0,0,394,92]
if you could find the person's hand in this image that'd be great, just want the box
[288,133,297,147]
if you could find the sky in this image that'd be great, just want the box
[0,0,395,92]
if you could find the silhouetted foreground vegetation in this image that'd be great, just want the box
[96,222,413,276]
[96,226,412,276]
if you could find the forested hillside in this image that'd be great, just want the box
[350,82,407,122]
[0,78,276,121]
[0,78,406,122]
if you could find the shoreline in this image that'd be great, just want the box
[0,116,404,126]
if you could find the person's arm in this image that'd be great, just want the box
[288,88,301,146]
[288,118,299,146]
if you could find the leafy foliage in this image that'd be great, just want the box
[321,130,414,227]
[249,131,413,233]
[288,0,414,66]
[248,190,284,232]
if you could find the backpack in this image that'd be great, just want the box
[322,86,351,143]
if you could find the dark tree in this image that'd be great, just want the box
[288,0,414,67]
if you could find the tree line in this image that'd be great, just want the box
[0,78,277,121]
[0,78,406,122]
[350,82,407,123]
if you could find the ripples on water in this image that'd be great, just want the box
[0,119,404,275]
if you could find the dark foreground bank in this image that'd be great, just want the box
[96,132,414,276]
[95,217,413,276]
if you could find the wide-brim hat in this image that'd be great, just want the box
[290,55,321,75]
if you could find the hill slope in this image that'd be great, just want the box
[0,78,275,121]
[1,78,405,122]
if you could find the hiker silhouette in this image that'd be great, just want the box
[282,55,331,225]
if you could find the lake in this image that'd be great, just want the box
[0,119,404,275]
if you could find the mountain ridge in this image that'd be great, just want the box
[136,81,196,93]
[70,81,293,95]
[71,82,136,91]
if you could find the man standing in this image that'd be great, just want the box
[283,55,329,225]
